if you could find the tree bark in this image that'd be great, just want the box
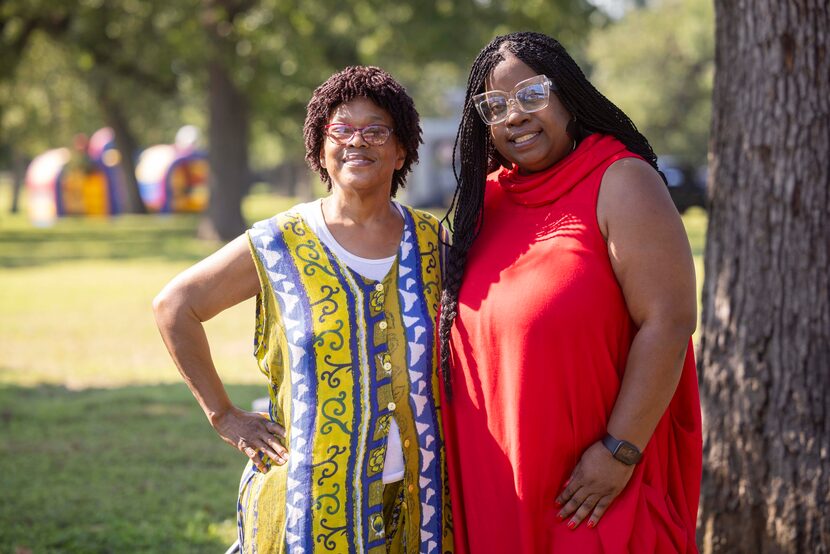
[699,1,830,553]
[199,3,251,241]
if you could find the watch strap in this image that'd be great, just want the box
[601,433,642,465]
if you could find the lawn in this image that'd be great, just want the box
[0,184,706,553]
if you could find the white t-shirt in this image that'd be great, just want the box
[294,199,405,484]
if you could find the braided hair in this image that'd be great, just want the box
[304,65,422,197]
[438,31,663,396]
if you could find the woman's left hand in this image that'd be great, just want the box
[555,441,635,529]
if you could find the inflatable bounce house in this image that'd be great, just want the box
[25,128,123,224]
[136,125,209,214]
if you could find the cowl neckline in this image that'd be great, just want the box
[496,134,629,207]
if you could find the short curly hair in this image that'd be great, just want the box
[303,66,422,197]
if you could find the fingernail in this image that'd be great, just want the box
[587,520,595,529]
[567,520,576,530]
[558,512,566,520]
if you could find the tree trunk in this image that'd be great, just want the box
[99,90,147,214]
[199,12,250,242]
[699,2,830,553]
[10,148,25,214]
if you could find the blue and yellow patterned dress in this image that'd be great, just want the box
[238,205,453,553]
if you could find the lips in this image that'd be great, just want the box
[343,152,374,165]
[509,131,540,145]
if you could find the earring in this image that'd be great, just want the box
[568,117,579,152]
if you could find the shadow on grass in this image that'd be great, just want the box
[0,381,263,553]
[0,192,305,269]
[0,214,220,269]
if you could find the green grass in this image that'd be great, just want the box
[0,182,706,553]
[0,383,260,553]
[0,188,298,553]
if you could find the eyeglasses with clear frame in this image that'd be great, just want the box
[472,74,557,125]
[323,123,394,146]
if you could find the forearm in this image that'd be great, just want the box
[606,319,691,450]
[153,292,235,427]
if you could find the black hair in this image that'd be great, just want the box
[304,65,422,196]
[438,31,664,396]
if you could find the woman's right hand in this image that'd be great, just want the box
[212,406,289,473]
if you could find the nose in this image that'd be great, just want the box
[504,98,530,127]
[347,129,369,147]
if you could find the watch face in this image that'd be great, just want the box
[616,442,641,465]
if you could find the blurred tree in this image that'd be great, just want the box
[187,0,601,239]
[0,3,71,80]
[585,0,713,165]
[0,2,73,213]
[198,0,253,239]
[66,0,189,215]
[699,1,829,552]
[0,0,199,214]
[3,0,600,233]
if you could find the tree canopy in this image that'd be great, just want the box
[586,0,714,166]
[1,0,714,235]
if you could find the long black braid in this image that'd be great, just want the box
[438,31,663,397]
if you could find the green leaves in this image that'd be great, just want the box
[2,0,600,164]
[586,0,714,165]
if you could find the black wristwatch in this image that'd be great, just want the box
[602,433,642,465]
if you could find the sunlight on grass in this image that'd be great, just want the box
[0,182,706,552]
[0,190,706,389]
[0,189,298,390]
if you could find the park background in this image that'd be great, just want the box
[1,0,826,553]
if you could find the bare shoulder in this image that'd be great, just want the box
[596,157,678,239]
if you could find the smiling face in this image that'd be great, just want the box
[486,53,574,174]
[319,97,405,196]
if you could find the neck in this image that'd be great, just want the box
[323,186,396,225]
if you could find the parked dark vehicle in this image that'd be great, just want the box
[657,155,707,213]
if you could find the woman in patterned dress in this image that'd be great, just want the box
[154,66,452,554]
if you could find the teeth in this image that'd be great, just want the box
[513,133,537,144]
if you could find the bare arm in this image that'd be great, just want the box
[153,234,288,471]
[603,158,696,448]
[556,158,697,528]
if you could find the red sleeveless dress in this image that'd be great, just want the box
[443,134,702,553]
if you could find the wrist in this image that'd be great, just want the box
[207,403,236,428]
[601,433,642,465]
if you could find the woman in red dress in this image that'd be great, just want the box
[439,32,702,553]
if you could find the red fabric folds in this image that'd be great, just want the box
[442,134,702,553]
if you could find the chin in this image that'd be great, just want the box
[335,178,388,193]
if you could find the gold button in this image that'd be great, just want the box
[383,362,392,371]
[387,402,396,411]
[407,484,415,493]
[378,320,388,330]
[403,439,411,448]
[375,283,384,292]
